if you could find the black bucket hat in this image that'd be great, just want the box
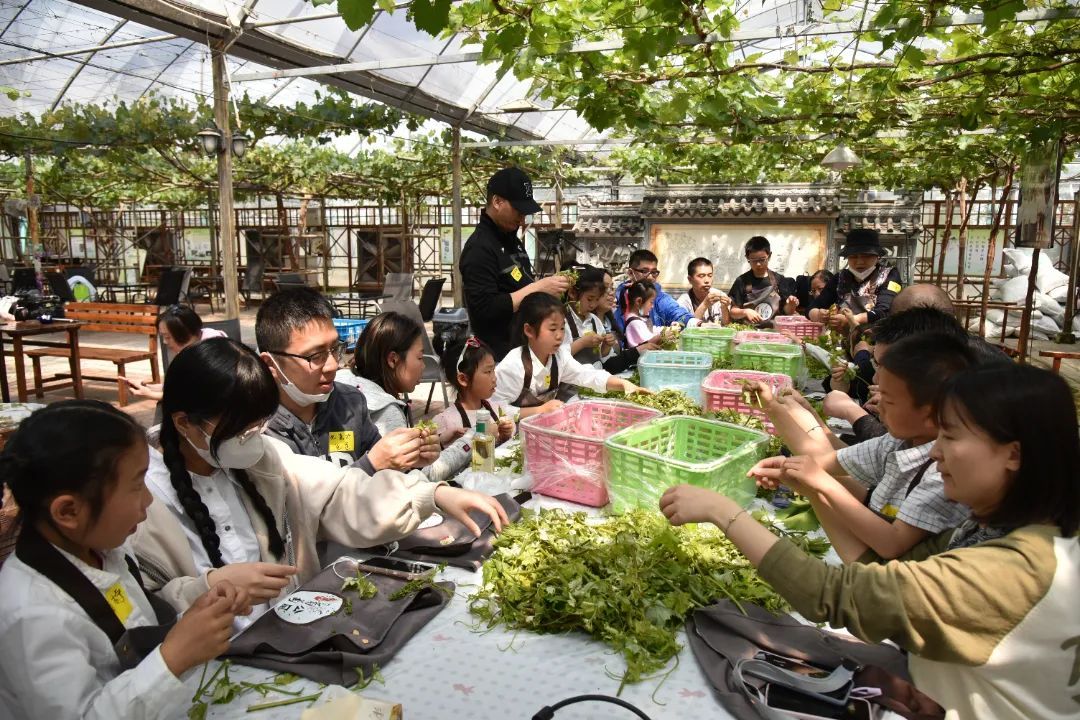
[839,228,885,257]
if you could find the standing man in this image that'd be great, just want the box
[613,249,697,331]
[459,167,569,360]
[727,236,799,326]
[677,257,732,324]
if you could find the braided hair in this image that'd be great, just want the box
[160,338,284,567]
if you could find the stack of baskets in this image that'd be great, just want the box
[678,326,736,362]
[637,350,713,404]
[604,416,769,512]
[774,315,825,340]
[519,400,662,506]
[733,342,804,382]
[701,369,792,432]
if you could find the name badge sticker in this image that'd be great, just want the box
[328,430,354,453]
[274,591,343,624]
[510,266,523,282]
[104,582,134,623]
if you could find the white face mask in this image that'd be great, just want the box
[186,425,266,469]
[270,355,331,407]
[849,264,877,282]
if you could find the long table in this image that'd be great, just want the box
[190,489,737,720]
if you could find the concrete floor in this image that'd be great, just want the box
[3,306,452,428]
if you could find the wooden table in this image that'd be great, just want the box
[0,321,84,403]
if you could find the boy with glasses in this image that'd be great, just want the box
[256,287,438,475]
[612,249,697,332]
[727,236,799,326]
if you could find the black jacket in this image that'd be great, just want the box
[265,382,382,474]
[458,211,534,360]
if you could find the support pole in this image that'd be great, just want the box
[212,43,240,320]
[1059,194,1080,342]
[207,188,219,289]
[451,126,463,306]
[24,151,39,254]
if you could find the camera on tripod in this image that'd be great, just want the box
[10,290,63,321]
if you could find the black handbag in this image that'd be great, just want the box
[686,601,945,720]
[225,562,453,685]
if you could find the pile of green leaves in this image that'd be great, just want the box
[624,389,702,416]
[771,499,822,533]
[495,442,524,473]
[469,509,826,689]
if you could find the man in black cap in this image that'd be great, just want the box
[458,167,570,359]
[808,228,904,330]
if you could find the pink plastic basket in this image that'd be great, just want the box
[519,400,662,506]
[733,330,794,345]
[773,315,824,340]
[701,369,792,432]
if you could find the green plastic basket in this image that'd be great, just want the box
[603,415,769,513]
[679,326,736,361]
[733,342,804,381]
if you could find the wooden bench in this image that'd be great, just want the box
[1038,350,1080,374]
[26,302,160,406]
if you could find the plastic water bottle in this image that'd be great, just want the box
[471,409,496,473]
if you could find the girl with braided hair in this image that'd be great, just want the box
[134,338,508,624]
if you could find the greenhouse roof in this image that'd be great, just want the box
[1,0,891,143]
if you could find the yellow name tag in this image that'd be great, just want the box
[510,266,523,282]
[104,582,133,623]
[328,431,355,453]
[887,281,902,293]
[881,504,899,518]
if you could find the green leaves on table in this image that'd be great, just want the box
[341,571,378,600]
[468,510,820,689]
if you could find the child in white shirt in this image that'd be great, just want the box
[494,293,645,419]
[562,266,617,367]
[622,280,660,349]
[0,401,246,720]
[434,336,516,447]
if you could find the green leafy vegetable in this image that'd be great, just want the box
[469,510,827,690]
[354,664,385,690]
[341,572,378,599]
[495,442,523,473]
[388,564,452,601]
[772,498,822,533]
[623,388,702,416]
[416,419,438,435]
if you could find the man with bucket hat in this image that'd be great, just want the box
[808,228,903,331]
[459,167,570,360]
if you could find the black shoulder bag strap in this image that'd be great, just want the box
[906,458,936,497]
[520,344,534,395]
[15,524,175,669]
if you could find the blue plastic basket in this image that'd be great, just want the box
[637,350,713,404]
[333,318,368,349]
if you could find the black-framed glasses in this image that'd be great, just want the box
[270,341,346,368]
[631,267,660,278]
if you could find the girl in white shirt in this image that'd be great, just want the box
[433,337,516,447]
[562,266,615,367]
[493,293,645,419]
[136,338,507,619]
[622,280,661,349]
[0,400,245,720]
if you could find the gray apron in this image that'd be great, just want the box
[564,304,604,366]
[512,345,576,408]
[226,561,453,685]
[841,266,892,315]
[741,272,782,328]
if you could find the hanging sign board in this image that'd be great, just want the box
[1014,139,1060,249]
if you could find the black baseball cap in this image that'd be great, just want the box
[487,167,542,215]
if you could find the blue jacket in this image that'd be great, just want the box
[613,281,693,332]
